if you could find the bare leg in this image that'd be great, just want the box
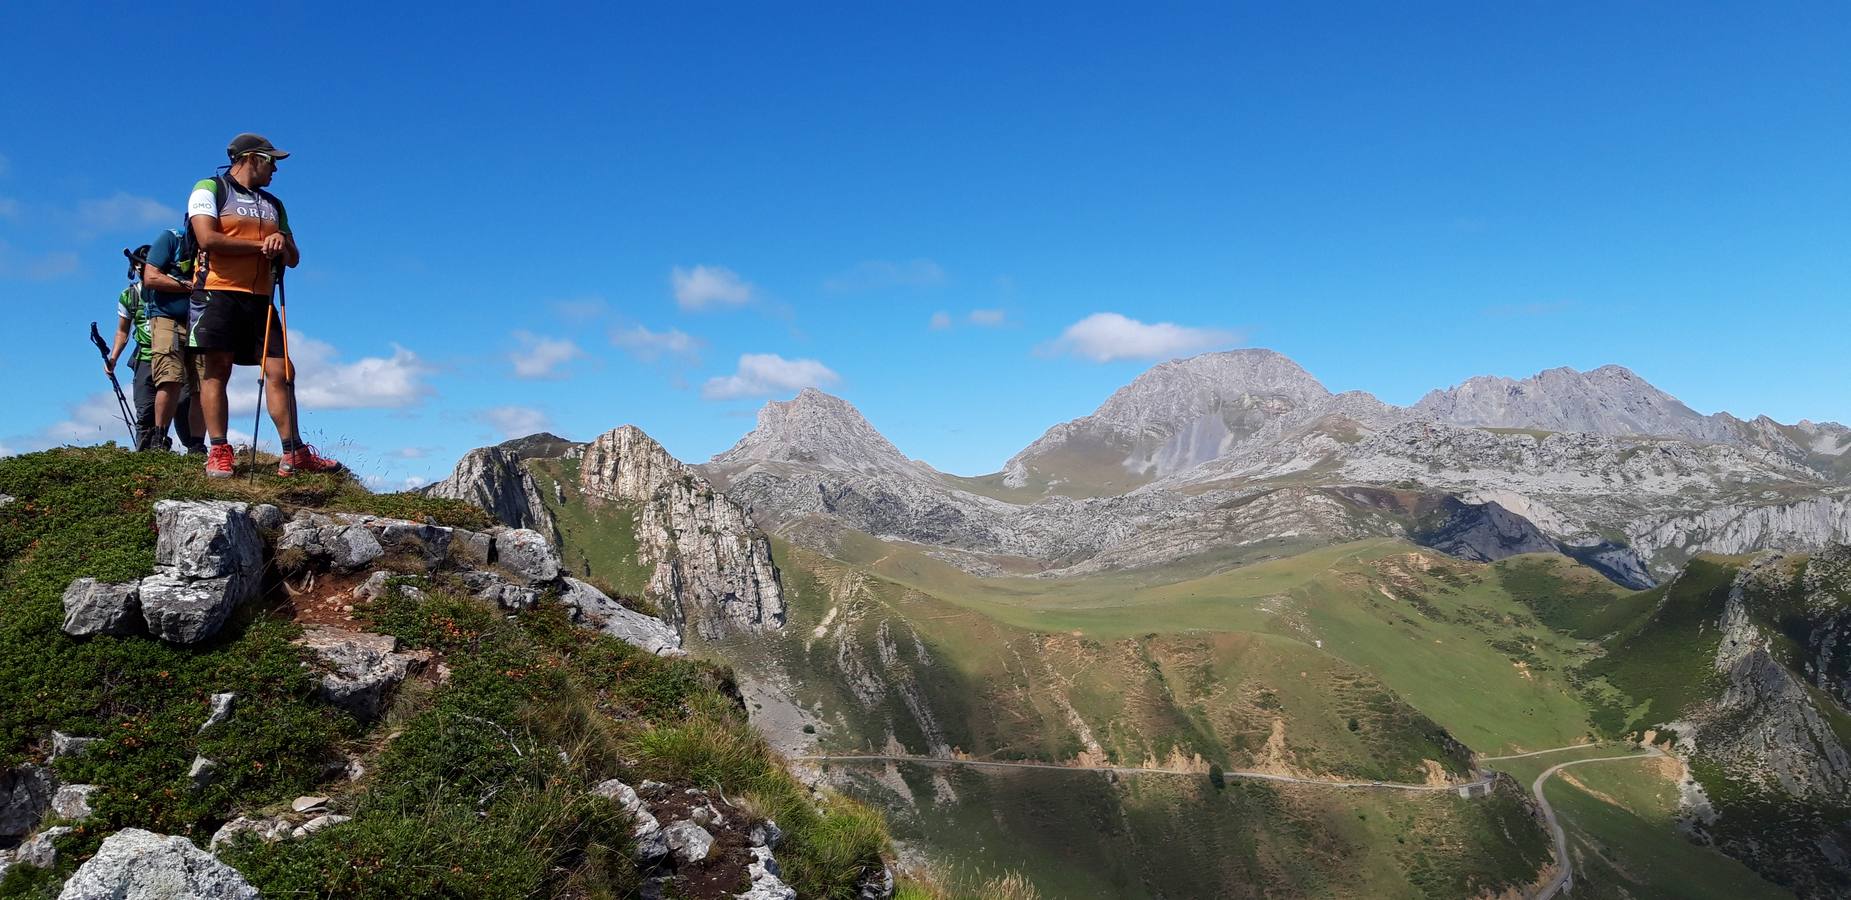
[263,355,299,444]
[199,351,235,439]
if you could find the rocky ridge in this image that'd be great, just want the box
[695,350,1848,583]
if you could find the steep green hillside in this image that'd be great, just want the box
[834,762,1550,900]
[0,448,891,899]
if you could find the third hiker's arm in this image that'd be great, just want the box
[189,215,266,256]
[141,264,191,294]
[108,315,131,370]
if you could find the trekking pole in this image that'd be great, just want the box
[247,279,278,480]
[275,265,299,423]
[88,322,138,446]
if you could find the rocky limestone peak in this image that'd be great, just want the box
[1411,364,1736,442]
[421,446,559,536]
[711,388,926,477]
[1087,348,1334,431]
[1002,349,1336,485]
[579,425,786,638]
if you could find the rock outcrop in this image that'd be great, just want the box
[294,627,426,720]
[579,426,785,638]
[60,579,141,637]
[422,444,558,537]
[56,828,258,900]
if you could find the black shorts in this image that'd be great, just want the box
[190,290,283,366]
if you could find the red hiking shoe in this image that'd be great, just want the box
[204,444,236,479]
[278,443,345,477]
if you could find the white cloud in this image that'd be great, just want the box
[476,405,550,439]
[393,446,432,459]
[76,192,177,235]
[365,473,429,491]
[509,331,583,379]
[672,265,755,310]
[968,308,1006,327]
[824,259,946,293]
[0,197,18,218]
[612,324,704,363]
[1044,312,1236,363]
[701,353,840,400]
[0,241,79,280]
[928,311,952,330]
[7,392,135,451]
[221,332,433,417]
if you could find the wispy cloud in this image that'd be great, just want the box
[824,258,945,293]
[928,311,952,330]
[612,324,704,363]
[968,308,1006,327]
[702,353,839,400]
[76,192,177,236]
[476,405,550,439]
[551,297,608,323]
[0,197,18,218]
[1043,312,1236,363]
[509,331,583,379]
[0,241,78,280]
[8,392,137,451]
[672,265,755,311]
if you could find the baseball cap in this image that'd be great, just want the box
[227,133,291,161]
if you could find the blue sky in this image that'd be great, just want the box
[3,3,1847,486]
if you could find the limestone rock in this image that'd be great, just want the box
[249,503,286,531]
[295,626,417,719]
[51,784,96,820]
[51,732,98,760]
[591,779,668,861]
[153,500,261,597]
[61,578,143,637]
[581,426,786,637]
[421,443,560,535]
[375,521,453,569]
[57,828,259,899]
[139,573,240,644]
[199,692,236,733]
[497,528,560,584]
[663,819,715,865]
[748,819,783,848]
[737,845,797,900]
[188,756,218,791]
[462,570,540,611]
[17,824,73,869]
[291,813,351,838]
[452,528,493,566]
[559,578,681,655]
[1,765,55,837]
[278,521,383,573]
[209,816,293,851]
[856,865,896,900]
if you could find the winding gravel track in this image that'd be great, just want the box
[797,753,1494,793]
[1498,746,1666,900]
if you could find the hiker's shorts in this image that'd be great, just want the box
[147,316,196,388]
[190,290,284,367]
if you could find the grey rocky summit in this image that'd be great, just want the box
[421,434,564,536]
[712,387,934,479]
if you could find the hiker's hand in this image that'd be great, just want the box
[261,233,287,258]
[105,352,119,372]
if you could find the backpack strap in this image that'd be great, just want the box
[185,173,226,290]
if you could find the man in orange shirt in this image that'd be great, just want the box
[187,133,343,478]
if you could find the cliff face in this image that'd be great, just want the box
[1625,495,1851,571]
[578,426,786,639]
[422,447,558,538]
[1657,550,1851,898]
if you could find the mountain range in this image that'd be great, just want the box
[701,350,1850,585]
